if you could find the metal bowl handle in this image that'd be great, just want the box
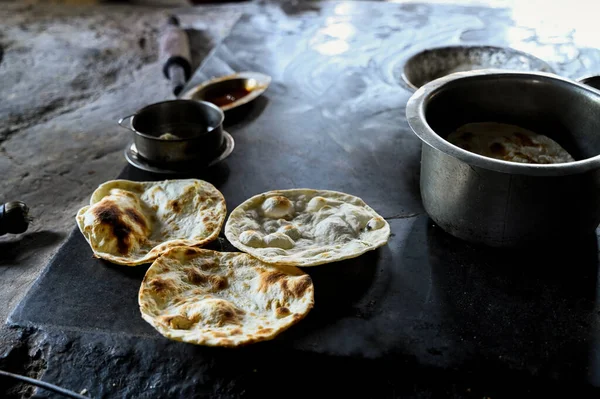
[117,115,135,131]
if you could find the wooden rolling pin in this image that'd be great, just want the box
[159,15,192,96]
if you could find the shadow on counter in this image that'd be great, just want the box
[424,218,600,386]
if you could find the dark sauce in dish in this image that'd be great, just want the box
[204,87,252,107]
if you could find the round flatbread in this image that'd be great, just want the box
[76,179,226,266]
[139,247,314,347]
[447,122,575,164]
[224,189,390,267]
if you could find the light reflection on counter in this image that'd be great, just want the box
[311,18,356,56]
[387,0,600,48]
[320,22,356,40]
[314,40,350,56]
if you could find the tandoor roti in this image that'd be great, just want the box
[138,247,314,347]
[225,189,390,267]
[76,179,226,266]
[447,122,575,164]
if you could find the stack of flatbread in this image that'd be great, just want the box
[77,179,390,346]
[447,122,575,164]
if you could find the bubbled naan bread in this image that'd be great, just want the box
[139,247,314,347]
[76,179,226,266]
[225,189,390,267]
[447,122,575,164]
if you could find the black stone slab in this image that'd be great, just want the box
[8,1,600,397]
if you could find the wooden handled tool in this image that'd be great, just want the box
[159,15,192,96]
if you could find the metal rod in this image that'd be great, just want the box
[0,369,89,399]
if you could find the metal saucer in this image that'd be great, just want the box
[124,130,235,174]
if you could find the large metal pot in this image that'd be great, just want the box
[118,99,225,164]
[406,70,600,247]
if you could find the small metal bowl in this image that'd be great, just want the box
[180,71,271,112]
[402,45,554,91]
[118,99,225,164]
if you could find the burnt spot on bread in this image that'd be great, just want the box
[185,248,198,256]
[184,185,197,194]
[168,200,181,213]
[93,202,133,255]
[220,309,235,321]
[293,276,312,297]
[182,269,225,290]
[149,277,177,294]
[271,196,289,205]
[230,328,243,335]
[514,132,539,147]
[211,331,227,338]
[120,191,137,199]
[259,271,287,292]
[209,275,228,291]
[275,307,291,318]
[125,208,147,231]
[257,328,273,335]
[185,267,208,284]
[282,275,312,299]
[489,142,507,156]
[198,259,218,270]
[260,271,312,299]
[214,301,245,327]
[162,314,197,330]
[173,296,186,304]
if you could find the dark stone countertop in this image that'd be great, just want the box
[5,1,600,398]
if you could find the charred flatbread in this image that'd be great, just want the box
[138,247,314,346]
[76,179,226,266]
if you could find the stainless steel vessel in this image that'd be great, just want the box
[406,70,600,247]
[402,45,554,91]
[118,99,225,164]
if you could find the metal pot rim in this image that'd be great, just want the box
[128,99,224,141]
[406,69,600,177]
[401,45,555,92]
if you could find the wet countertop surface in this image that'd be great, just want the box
[7,1,600,397]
